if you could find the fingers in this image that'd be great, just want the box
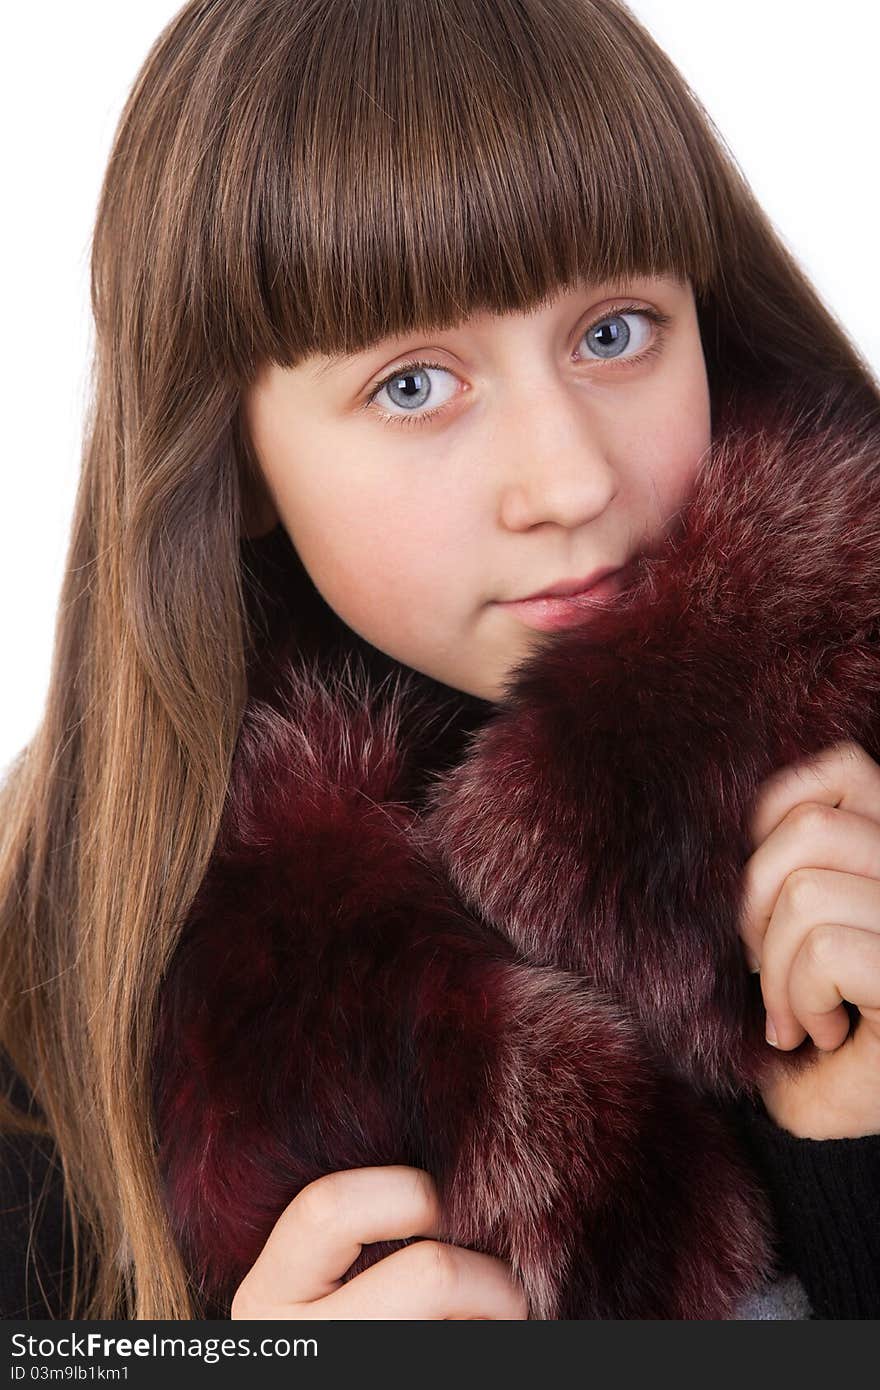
[743,863,880,1050]
[232,1166,442,1315]
[740,801,880,966]
[229,1167,525,1317]
[231,1164,530,1321]
[314,1240,530,1320]
[746,740,880,847]
[739,743,880,1053]
[785,923,880,1051]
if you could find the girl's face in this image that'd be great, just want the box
[243,274,711,702]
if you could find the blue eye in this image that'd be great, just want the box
[586,310,640,359]
[579,305,672,364]
[365,303,672,430]
[379,361,453,415]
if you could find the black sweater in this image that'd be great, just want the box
[723,1092,880,1318]
[2,1061,879,1320]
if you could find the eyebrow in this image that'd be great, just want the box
[309,273,687,379]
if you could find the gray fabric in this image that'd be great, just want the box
[730,1271,813,1319]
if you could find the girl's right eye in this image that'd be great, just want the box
[363,359,458,431]
[363,305,671,431]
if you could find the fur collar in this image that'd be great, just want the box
[152,378,880,1318]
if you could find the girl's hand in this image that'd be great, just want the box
[230,1166,529,1320]
[739,740,880,1139]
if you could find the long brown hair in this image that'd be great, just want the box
[1,0,877,1321]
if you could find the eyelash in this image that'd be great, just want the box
[363,303,673,431]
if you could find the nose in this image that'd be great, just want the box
[497,380,618,532]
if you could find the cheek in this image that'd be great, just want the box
[660,428,708,514]
[646,365,713,522]
[277,470,470,643]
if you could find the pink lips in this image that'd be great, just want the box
[517,565,621,601]
[498,567,624,631]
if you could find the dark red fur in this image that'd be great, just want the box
[152,378,880,1318]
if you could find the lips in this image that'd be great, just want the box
[497,567,625,633]
[513,564,622,603]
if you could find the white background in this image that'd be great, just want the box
[2,1,878,773]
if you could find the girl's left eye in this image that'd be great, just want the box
[362,303,672,431]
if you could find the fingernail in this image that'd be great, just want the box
[765,1015,779,1047]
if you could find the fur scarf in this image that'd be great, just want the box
[151,376,880,1319]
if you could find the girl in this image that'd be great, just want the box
[2,0,879,1322]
